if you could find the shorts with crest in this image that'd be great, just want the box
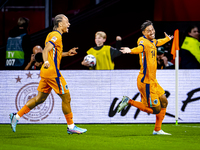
[137,75,165,108]
[37,76,69,94]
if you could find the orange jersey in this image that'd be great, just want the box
[40,30,63,78]
[131,36,170,83]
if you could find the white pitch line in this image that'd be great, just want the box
[172,125,200,128]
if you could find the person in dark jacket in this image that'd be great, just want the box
[180,25,200,69]
[5,17,32,70]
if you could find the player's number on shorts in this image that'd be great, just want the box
[151,50,155,58]
[6,59,15,66]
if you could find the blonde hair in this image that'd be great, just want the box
[53,14,65,30]
[95,31,107,39]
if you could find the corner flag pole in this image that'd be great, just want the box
[175,49,179,125]
[171,29,180,125]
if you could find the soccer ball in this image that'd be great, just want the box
[84,54,96,67]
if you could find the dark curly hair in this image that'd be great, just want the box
[141,20,153,31]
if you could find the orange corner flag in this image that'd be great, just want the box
[171,29,180,59]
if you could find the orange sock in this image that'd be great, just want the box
[64,112,74,125]
[128,99,153,114]
[17,105,31,117]
[154,108,166,131]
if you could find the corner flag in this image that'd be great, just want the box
[171,29,180,59]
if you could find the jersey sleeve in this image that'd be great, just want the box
[48,33,60,48]
[130,39,144,54]
[130,45,144,54]
[156,36,170,47]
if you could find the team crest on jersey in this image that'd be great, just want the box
[153,99,158,105]
[51,36,57,42]
[65,85,68,90]
[139,41,144,44]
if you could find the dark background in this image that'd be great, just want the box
[1,0,200,70]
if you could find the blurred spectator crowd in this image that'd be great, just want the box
[2,17,200,70]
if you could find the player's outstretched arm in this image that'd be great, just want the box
[62,47,78,57]
[121,46,143,54]
[156,32,174,47]
[120,47,131,54]
[164,32,174,40]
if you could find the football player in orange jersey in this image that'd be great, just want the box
[118,20,173,135]
[9,14,87,134]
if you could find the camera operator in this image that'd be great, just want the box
[157,46,174,69]
[24,45,43,70]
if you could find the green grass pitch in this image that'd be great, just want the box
[0,123,200,150]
